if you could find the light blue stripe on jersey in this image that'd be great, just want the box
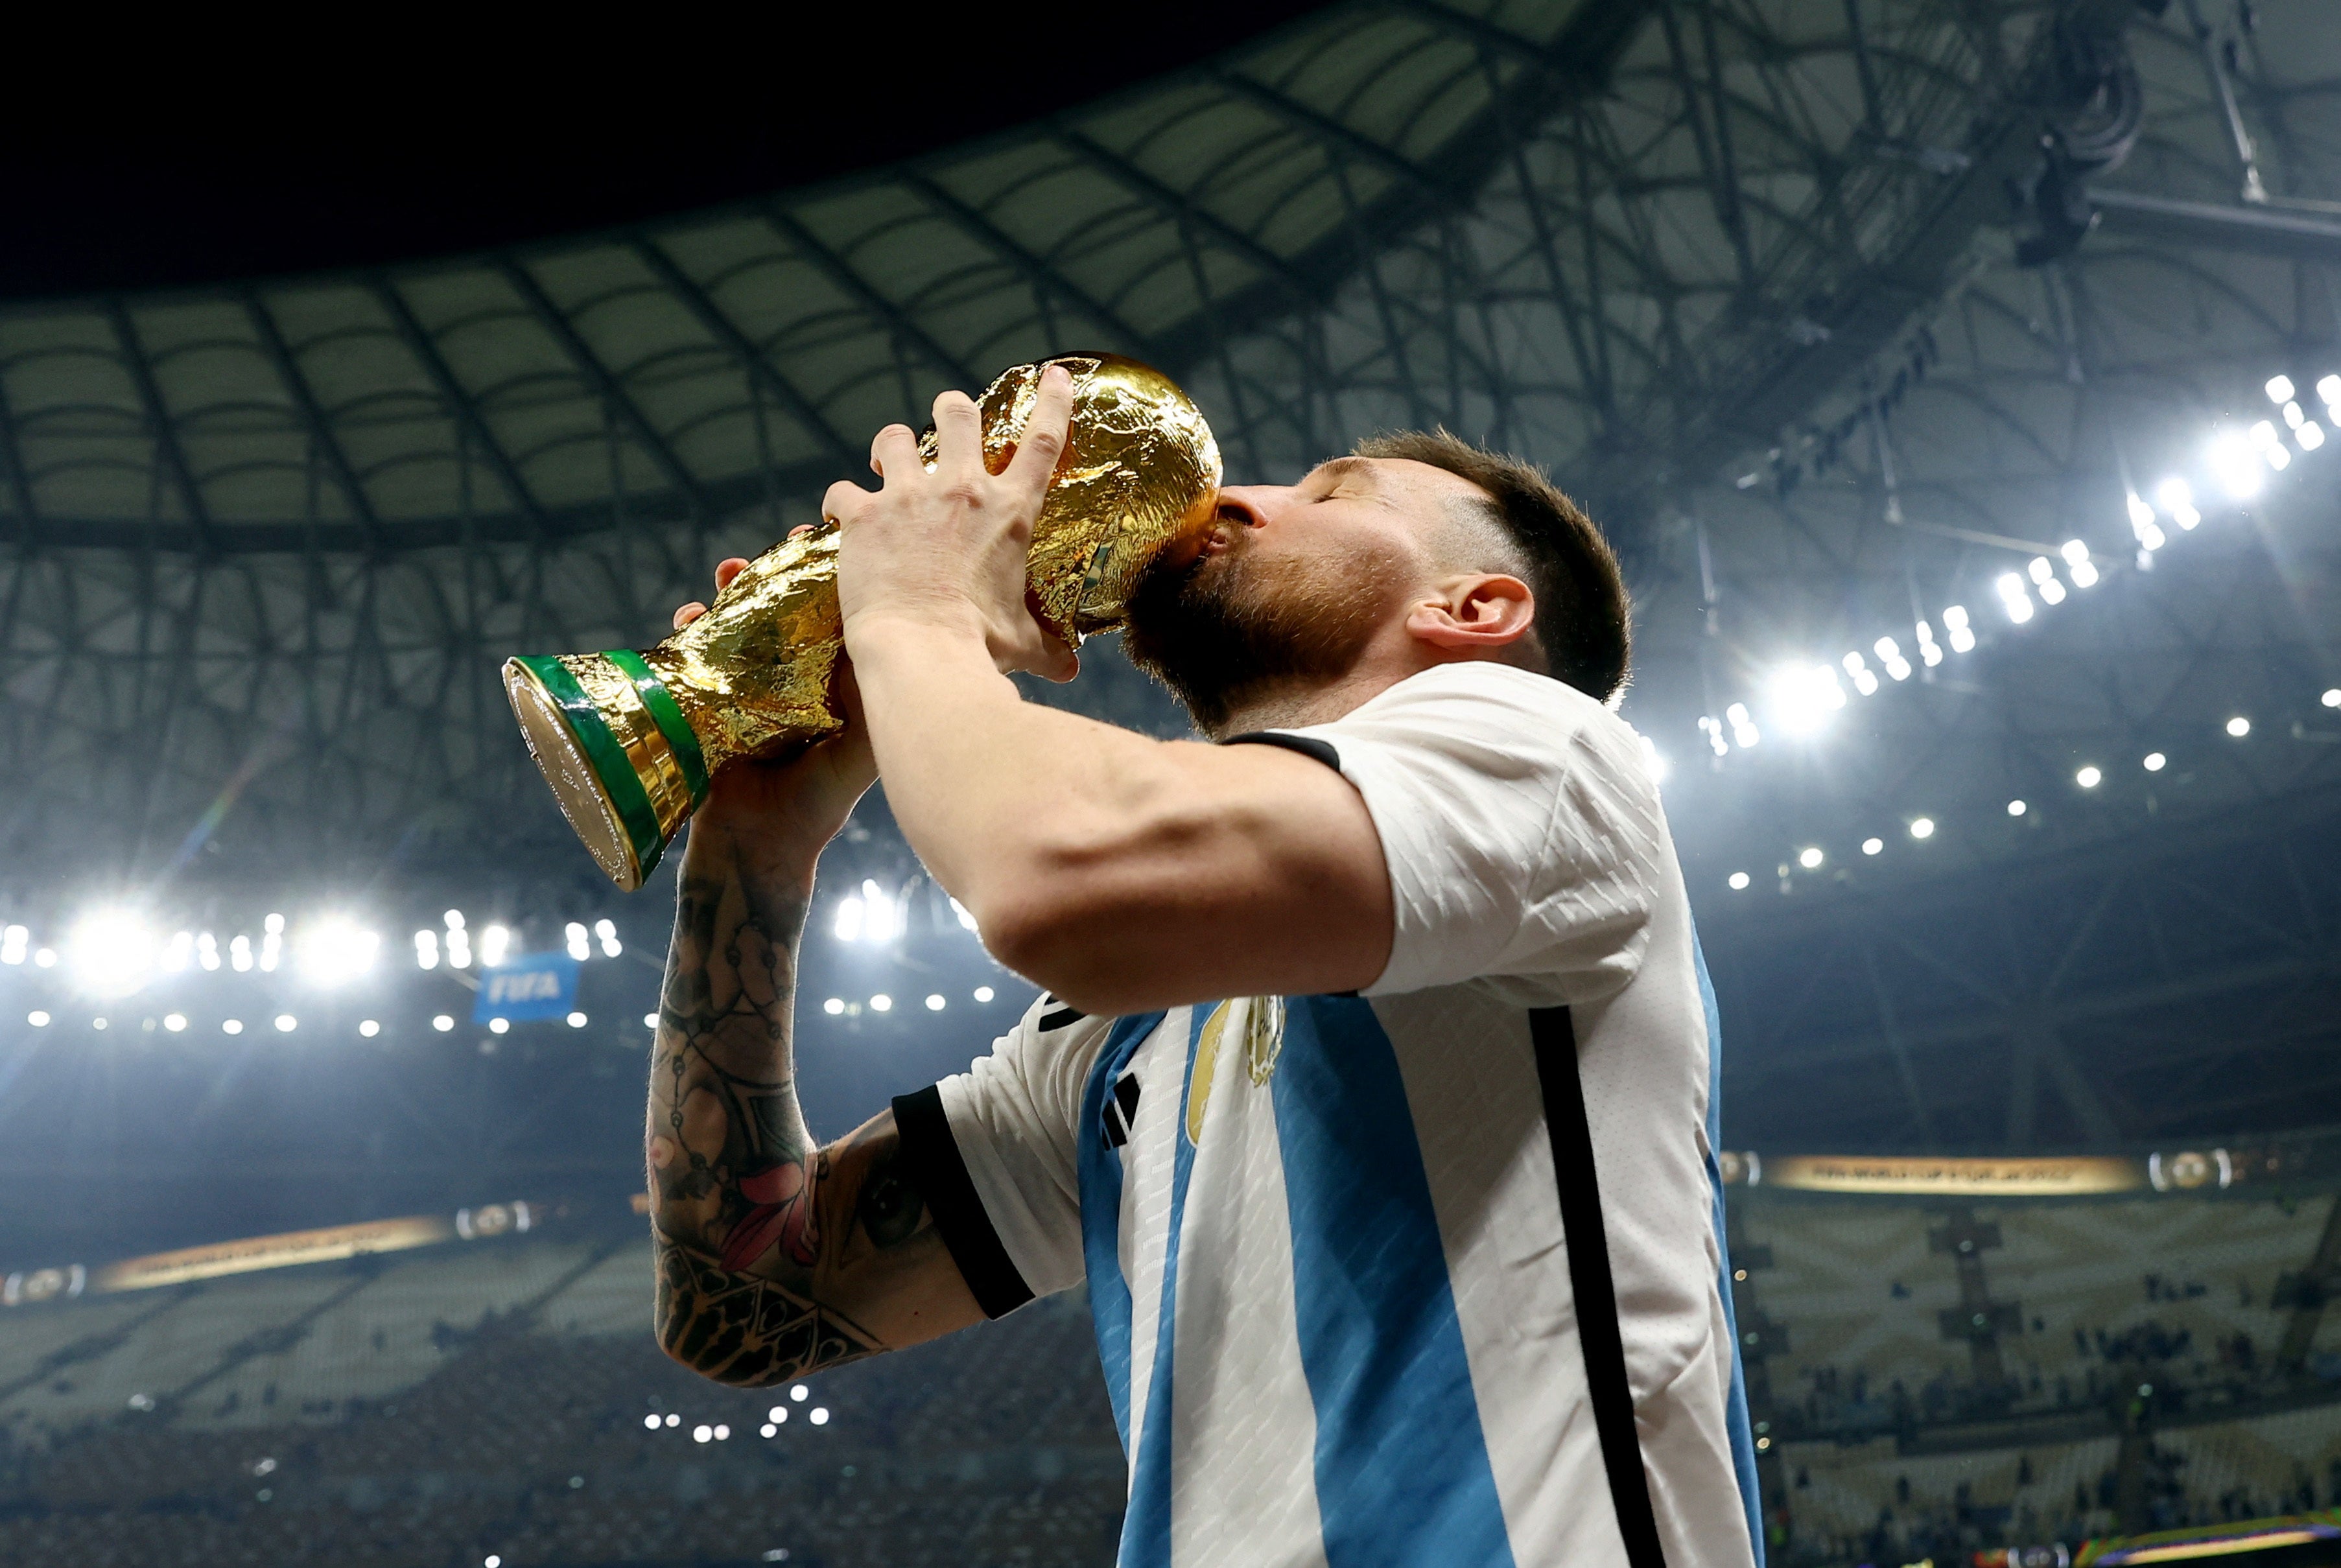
[1272,996,1516,1568]
[1696,930,1767,1566]
[1079,1011,1166,1455]
[1117,1007,1208,1568]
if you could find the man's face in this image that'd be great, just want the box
[1122,457,1491,734]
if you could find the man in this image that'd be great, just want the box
[646,366,1762,1565]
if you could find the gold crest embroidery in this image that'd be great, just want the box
[1185,998,1287,1145]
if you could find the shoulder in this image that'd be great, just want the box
[1299,662,1651,791]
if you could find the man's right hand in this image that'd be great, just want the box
[674,546,877,865]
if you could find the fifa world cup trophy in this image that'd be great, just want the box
[503,353,1223,889]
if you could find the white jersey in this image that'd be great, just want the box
[891,663,1762,1567]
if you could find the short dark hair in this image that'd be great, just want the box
[1353,428,1632,703]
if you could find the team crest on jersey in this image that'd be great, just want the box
[1184,997,1286,1145]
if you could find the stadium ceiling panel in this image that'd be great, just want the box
[0,0,2334,1145]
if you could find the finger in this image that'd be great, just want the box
[869,423,920,482]
[713,557,751,592]
[1037,633,1081,684]
[822,480,874,524]
[1005,363,1074,495]
[931,389,983,474]
[673,602,708,631]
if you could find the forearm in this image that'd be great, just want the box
[647,802,983,1385]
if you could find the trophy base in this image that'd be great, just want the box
[504,653,710,891]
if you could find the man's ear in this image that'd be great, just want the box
[1405,573,1536,652]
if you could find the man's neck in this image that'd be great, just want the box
[1205,660,1428,740]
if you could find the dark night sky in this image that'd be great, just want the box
[0,4,1334,301]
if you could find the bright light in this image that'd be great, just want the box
[486,1557,500,1568]
[2007,799,2028,817]
[567,1011,588,1028]
[810,1408,830,1426]
[2207,434,2263,500]
[769,1405,789,1422]
[1861,837,1883,856]
[974,986,995,1003]
[2143,752,2166,772]
[2319,375,2341,406]
[2038,578,2066,605]
[1728,872,1750,890]
[359,1020,380,1038]
[1942,605,1975,653]
[198,932,220,970]
[2076,766,2102,788]
[2137,521,2167,552]
[644,1012,660,1029]
[760,1423,777,1438]
[832,896,865,943]
[447,929,472,968]
[1,926,25,965]
[163,1013,187,1032]
[67,910,158,998]
[1639,734,1671,779]
[823,998,845,1015]
[480,925,511,968]
[27,1011,49,1027]
[1874,637,1911,680]
[2069,559,2099,588]
[950,898,978,933]
[2125,493,2154,532]
[265,913,284,935]
[259,921,281,972]
[2283,400,2307,429]
[644,1414,661,1431]
[1995,575,2035,623]
[1724,701,1759,748]
[2029,557,2053,585]
[595,918,621,957]
[488,1017,510,1035]
[1796,847,1824,870]
[274,1014,297,1033]
[860,880,902,944]
[297,919,380,985]
[790,1385,808,1402]
[2323,688,2341,708]
[665,1414,679,1427]
[714,1424,730,1440]
[1769,664,1846,734]
[415,929,440,969]
[32,948,54,968]
[2266,374,2296,404]
[162,931,193,972]
[565,922,591,961]
[432,1014,454,1033]
[223,1018,244,1035]
[2268,443,2292,471]
[2226,716,2251,738]
[925,994,946,1011]
[1909,817,1935,839]
[869,994,893,1012]
[2250,419,2280,450]
[2300,421,2326,451]
[693,1425,712,1444]
[444,909,465,931]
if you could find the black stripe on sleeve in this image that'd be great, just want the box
[889,1085,1035,1320]
[1221,731,1341,771]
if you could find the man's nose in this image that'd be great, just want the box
[1213,486,1282,530]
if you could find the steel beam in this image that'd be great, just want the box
[102,300,220,557]
[240,290,388,554]
[2088,186,2341,263]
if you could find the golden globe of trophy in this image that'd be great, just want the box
[503,353,1223,890]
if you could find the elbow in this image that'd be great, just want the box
[976,883,1151,1017]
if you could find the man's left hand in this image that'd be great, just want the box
[827,365,1079,681]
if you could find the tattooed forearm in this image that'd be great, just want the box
[646,831,983,1386]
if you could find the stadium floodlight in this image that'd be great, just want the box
[163,1013,187,1032]
[1841,652,1878,697]
[567,1012,588,1028]
[296,918,380,985]
[693,1425,712,1444]
[823,998,845,1015]
[790,1385,809,1401]
[2323,688,2341,708]
[2038,578,2066,605]
[594,918,621,957]
[2029,557,2054,585]
[644,1012,660,1029]
[769,1405,790,1423]
[1942,605,1976,653]
[446,924,472,969]
[27,1011,49,1027]
[832,895,865,942]
[2266,442,2292,471]
[1909,817,1935,839]
[760,1423,777,1438]
[1727,872,1751,890]
[1769,664,1845,734]
[359,1020,380,1038]
[2143,753,2166,772]
[2283,400,2307,430]
[488,1017,510,1035]
[1,925,25,965]
[1995,574,2035,624]
[2076,766,2102,788]
[860,880,903,944]
[2266,375,2295,404]
[950,897,979,932]
[1796,847,1824,870]
[1724,701,1759,748]
[480,924,511,968]
[2320,375,2341,406]
[224,1018,244,1035]
[565,922,590,961]
[433,1014,454,1032]
[2226,716,2251,737]
[2125,493,2154,532]
[32,947,54,968]
[643,1414,661,1431]
[2205,435,2261,501]
[68,909,158,998]
[869,994,893,1012]
[2008,799,2028,817]
[925,994,946,1011]
[810,1408,830,1426]
[274,1014,297,1033]
[1861,838,1883,856]
[2300,421,2326,451]
[1640,735,1671,779]
[414,929,440,970]
[443,909,465,931]
[974,986,996,1003]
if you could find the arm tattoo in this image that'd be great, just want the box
[646,846,959,1387]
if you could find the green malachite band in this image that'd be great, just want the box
[603,648,709,805]
[515,655,667,882]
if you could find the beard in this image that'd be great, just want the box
[1120,531,1397,736]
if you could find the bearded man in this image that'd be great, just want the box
[645,366,1763,1567]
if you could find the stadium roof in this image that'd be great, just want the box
[0,0,2336,1156]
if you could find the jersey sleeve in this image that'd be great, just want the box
[1275,662,1664,1005]
[893,995,1111,1315]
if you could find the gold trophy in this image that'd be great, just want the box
[503,353,1222,890]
